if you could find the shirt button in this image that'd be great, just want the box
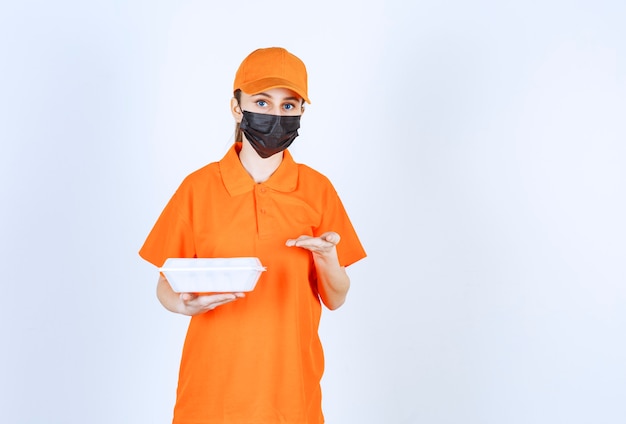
[260,187,267,193]
[260,208,266,214]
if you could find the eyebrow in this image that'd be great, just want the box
[252,92,301,102]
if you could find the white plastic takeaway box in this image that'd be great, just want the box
[159,257,266,293]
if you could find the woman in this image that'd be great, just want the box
[140,47,366,424]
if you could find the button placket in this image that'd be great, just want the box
[255,184,272,238]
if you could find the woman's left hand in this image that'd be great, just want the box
[285,231,340,256]
[286,231,349,310]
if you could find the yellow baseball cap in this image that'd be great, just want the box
[233,47,310,104]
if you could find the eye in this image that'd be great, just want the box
[283,103,295,111]
[256,100,267,107]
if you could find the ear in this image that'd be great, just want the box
[230,97,243,123]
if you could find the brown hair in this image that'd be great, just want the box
[234,89,243,142]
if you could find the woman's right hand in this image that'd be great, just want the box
[157,274,244,316]
[178,292,245,316]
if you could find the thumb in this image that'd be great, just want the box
[180,292,197,302]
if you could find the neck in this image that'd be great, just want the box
[238,139,283,183]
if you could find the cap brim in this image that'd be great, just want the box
[238,77,310,104]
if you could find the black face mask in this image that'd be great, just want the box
[239,110,301,158]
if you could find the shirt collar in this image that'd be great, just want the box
[219,142,299,196]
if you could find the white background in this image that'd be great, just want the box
[1,1,625,423]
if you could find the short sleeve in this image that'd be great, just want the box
[314,181,366,268]
[139,180,196,268]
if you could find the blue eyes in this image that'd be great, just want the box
[254,100,297,111]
